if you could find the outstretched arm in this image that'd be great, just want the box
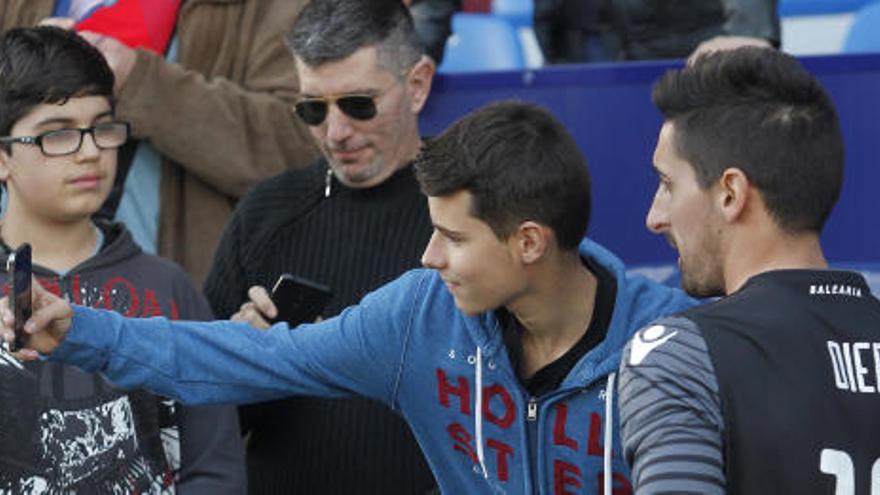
[2,271,429,408]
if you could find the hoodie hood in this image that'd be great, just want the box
[0,221,142,279]
[464,237,692,388]
[2,220,210,320]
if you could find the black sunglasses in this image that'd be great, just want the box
[294,94,380,126]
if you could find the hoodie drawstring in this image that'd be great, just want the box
[474,346,489,478]
[603,372,616,495]
[473,346,617,492]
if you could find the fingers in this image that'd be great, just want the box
[76,31,137,94]
[689,36,773,65]
[22,289,73,355]
[247,286,277,319]
[77,30,104,45]
[38,17,76,30]
[32,275,50,298]
[231,301,271,330]
[0,297,12,346]
[11,348,39,362]
[26,290,65,331]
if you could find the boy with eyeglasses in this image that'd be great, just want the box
[0,26,244,492]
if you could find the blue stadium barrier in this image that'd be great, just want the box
[421,54,880,275]
[438,13,524,73]
[780,0,876,16]
[844,2,880,52]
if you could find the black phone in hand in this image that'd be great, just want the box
[270,274,332,327]
[6,243,32,352]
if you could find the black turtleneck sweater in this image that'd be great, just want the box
[204,159,435,494]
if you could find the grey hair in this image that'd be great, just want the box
[285,0,423,77]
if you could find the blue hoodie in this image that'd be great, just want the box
[50,239,695,494]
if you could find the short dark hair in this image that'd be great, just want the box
[286,0,423,76]
[0,26,115,139]
[653,47,844,233]
[417,101,591,251]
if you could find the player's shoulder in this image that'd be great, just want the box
[624,315,709,370]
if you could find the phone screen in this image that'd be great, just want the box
[270,274,332,327]
[7,243,32,352]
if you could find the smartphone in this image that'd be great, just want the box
[270,274,332,327]
[6,243,32,352]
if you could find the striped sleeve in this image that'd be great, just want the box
[617,316,726,495]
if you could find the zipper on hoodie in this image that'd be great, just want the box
[524,396,540,493]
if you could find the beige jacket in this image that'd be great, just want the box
[0,0,319,284]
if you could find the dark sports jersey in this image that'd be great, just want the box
[620,269,880,495]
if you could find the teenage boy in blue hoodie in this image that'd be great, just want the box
[3,100,694,494]
[0,26,244,492]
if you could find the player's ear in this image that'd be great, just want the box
[717,167,749,223]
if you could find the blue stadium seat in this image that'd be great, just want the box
[438,13,525,73]
[844,2,880,52]
[491,0,533,29]
[779,0,875,16]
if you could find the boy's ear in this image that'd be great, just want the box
[0,148,12,182]
[515,221,551,265]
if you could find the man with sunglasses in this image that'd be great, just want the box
[202,0,437,493]
[0,26,244,492]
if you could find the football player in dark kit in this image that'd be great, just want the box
[618,47,880,494]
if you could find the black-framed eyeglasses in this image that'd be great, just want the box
[293,94,384,127]
[0,122,130,157]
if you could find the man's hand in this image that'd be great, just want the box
[38,17,76,29]
[78,31,137,95]
[689,35,773,64]
[231,286,278,330]
[36,18,137,95]
[0,277,74,360]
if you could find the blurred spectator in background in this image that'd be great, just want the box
[0,0,319,284]
[408,0,462,63]
[204,0,437,492]
[534,0,780,63]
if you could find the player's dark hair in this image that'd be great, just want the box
[653,47,844,233]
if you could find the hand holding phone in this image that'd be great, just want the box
[270,274,332,327]
[6,243,32,353]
